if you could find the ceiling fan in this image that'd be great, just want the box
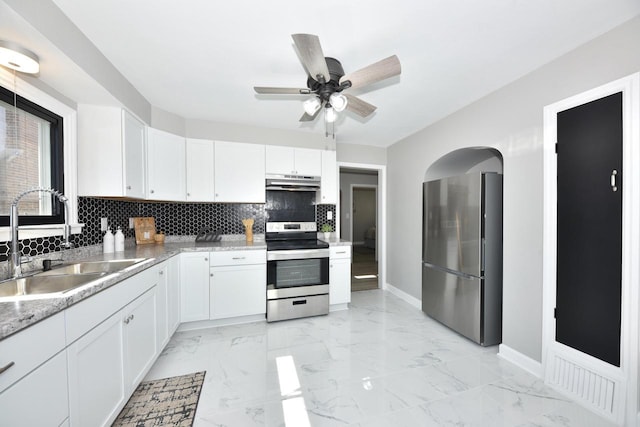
[254,34,401,129]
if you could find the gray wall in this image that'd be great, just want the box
[386,15,640,362]
[337,143,387,165]
[353,188,377,245]
[339,172,378,240]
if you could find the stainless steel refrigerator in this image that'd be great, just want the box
[422,172,503,346]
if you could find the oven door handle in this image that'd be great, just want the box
[267,248,330,261]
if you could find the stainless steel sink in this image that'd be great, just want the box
[37,258,149,276]
[0,272,107,299]
[0,258,152,300]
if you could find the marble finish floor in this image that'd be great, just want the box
[145,290,614,426]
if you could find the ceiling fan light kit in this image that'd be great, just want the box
[254,33,401,137]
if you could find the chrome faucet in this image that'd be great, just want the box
[9,188,72,278]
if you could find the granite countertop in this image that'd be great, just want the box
[0,238,267,341]
[0,235,351,341]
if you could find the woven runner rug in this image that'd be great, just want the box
[112,371,206,427]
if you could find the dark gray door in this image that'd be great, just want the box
[556,92,622,367]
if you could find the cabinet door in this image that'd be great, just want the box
[154,264,169,351]
[266,145,295,175]
[122,110,146,198]
[123,288,157,394]
[210,264,266,319]
[67,312,125,427]
[167,255,181,335]
[330,258,351,305]
[0,351,68,427]
[147,128,186,201]
[318,150,337,204]
[214,141,265,203]
[180,253,211,322]
[186,138,215,202]
[77,105,124,197]
[294,148,322,176]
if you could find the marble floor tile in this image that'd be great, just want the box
[145,289,613,426]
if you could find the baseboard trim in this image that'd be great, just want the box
[178,314,265,332]
[498,344,543,378]
[383,282,421,309]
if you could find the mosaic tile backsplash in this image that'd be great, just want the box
[0,197,336,261]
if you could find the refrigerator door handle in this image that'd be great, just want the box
[422,262,481,280]
[481,238,486,273]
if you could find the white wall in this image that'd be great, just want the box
[386,15,640,362]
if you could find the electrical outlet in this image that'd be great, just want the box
[100,217,108,232]
[327,211,333,220]
[129,218,134,229]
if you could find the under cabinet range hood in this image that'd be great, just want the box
[266,174,321,191]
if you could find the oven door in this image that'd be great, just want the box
[267,248,329,291]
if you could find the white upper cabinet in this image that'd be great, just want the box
[77,106,146,198]
[185,138,215,202]
[317,150,337,204]
[147,128,186,201]
[214,141,265,203]
[266,146,322,176]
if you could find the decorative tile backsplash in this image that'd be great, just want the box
[0,197,336,261]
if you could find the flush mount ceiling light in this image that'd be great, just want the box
[0,40,40,74]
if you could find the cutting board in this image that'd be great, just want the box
[133,217,156,245]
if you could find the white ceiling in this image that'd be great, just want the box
[26,1,640,146]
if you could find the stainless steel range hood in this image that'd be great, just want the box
[265,174,321,191]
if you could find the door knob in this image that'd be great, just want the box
[611,169,618,192]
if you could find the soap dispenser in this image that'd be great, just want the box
[103,228,114,253]
[115,227,125,252]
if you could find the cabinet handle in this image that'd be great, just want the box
[126,185,132,190]
[159,271,164,275]
[124,317,130,325]
[232,257,246,260]
[130,314,135,321]
[187,192,191,197]
[611,169,618,192]
[0,361,15,374]
[335,251,346,254]
[210,273,213,277]
[204,258,208,261]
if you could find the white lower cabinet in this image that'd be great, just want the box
[330,246,352,306]
[167,255,181,336]
[209,250,266,320]
[180,252,210,322]
[67,287,157,427]
[0,350,69,427]
[0,312,67,427]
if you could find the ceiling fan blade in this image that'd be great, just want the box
[254,86,310,95]
[340,55,401,90]
[291,34,330,83]
[299,108,321,122]
[344,94,377,117]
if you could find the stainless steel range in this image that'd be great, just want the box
[265,187,330,322]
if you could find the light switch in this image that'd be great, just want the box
[100,217,108,232]
[327,211,333,220]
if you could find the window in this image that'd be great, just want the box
[0,85,65,226]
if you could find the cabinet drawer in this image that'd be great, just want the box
[0,312,65,394]
[0,350,69,427]
[210,250,266,266]
[330,246,351,259]
[65,268,157,344]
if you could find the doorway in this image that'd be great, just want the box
[339,166,381,292]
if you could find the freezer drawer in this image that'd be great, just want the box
[422,264,482,344]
